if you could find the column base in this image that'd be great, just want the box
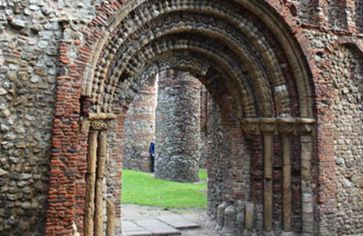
[242,229,257,236]
[281,231,295,236]
[263,231,275,236]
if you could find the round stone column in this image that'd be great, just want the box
[155,70,201,182]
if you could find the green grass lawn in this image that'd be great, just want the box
[122,169,208,208]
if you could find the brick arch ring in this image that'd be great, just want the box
[46,0,317,235]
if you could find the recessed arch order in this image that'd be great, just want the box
[82,0,314,119]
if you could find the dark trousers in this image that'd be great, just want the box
[150,155,155,173]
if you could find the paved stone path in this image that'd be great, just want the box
[122,205,216,236]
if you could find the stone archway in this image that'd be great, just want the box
[45,0,316,235]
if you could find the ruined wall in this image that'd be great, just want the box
[123,77,157,172]
[331,46,363,235]
[205,99,229,217]
[155,70,201,182]
[0,1,100,235]
[205,97,251,233]
[291,2,363,234]
[295,27,363,234]
[199,87,209,168]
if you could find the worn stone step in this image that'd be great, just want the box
[123,220,153,236]
[135,219,181,235]
[157,214,201,230]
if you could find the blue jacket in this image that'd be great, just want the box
[149,142,155,157]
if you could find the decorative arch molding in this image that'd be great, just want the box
[79,0,314,118]
[46,0,318,235]
[112,54,252,120]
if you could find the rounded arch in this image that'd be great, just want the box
[111,54,247,120]
[80,0,315,118]
[45,0,318,235]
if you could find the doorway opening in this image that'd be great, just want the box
[120,69,234,235]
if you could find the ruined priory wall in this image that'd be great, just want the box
[205,97,252,228]
[123,78,157,172]
[205,99,229,218]
[0,1,100,235]
[331,46,363,235]
[290,2,363,234]
[296,27,363,234]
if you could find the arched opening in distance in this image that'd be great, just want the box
[46,0,316,235]
[121,70,220,235]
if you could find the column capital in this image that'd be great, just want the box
[241,117,315,136]
[241,118,260,135]
[278,118,296,135]
[82,113,117,133]
[259,118,277,134]
[90,120,112,131]
[87,113,117,121]
[296,118,315,135]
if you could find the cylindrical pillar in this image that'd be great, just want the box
[94,130,107,236]
[282,135,293,232]
[84,130,98,236]
[297,119,315,235]
[260,119,276,236]
[155,70,201,182]
[279,119,295,235]
[243,202,255,235]
[106,199,116,236]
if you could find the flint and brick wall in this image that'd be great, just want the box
[0,1,90,234]
[155,70,201,183]
[123,77,157,172]
[331,46,363,235]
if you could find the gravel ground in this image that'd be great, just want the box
[122,204,217,235]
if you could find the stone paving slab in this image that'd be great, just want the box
[123,221,153,236]
[135,219,181,235]
[157,214,201,230]
[125,232,153,236]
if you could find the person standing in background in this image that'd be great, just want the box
[149,140,156,172]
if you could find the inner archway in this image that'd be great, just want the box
[121,70,224,235]
[46,0,316,235]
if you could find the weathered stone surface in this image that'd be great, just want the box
[106,199,116,236]
[331,46,363,235]
[157,214,200,230]
[123,221,153,236]
[134,219,181,235]
[222,205,237,235]
[155,70,201,183]
[123,77,157,172]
